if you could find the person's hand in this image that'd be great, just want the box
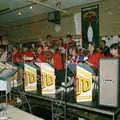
[36,58,41,62]
[85,61,94,67]
[92,75,98,84]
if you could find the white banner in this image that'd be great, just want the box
[74,13,81,35]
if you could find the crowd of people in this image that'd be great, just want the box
[0,34,120,87]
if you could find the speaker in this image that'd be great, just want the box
[99,58,120,107]
[48,11,60,24]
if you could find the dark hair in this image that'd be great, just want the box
[66,34,72,39]
[110,43,119,50]
[89,42,96,47]
[59,37,63,41]
[46,34,52,39]
[37,44,43,49]
[12,45,18,50]
[28,45,32,50]
[22,43,28,48]
[59,37,63,44]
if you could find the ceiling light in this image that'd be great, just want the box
[18,11,22,16]
[30,6,33,9]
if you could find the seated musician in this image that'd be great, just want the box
[67,47,79,75]
[67,47,88,73]
[36,45,46,62]
[86,42,104,70]
[70,47,79,64]
[12,46,23,64]
[84,42,104,84]
[23,45,35,62]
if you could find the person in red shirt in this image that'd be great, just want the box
[51,48,63,70]
[23,46,35,62]
[12,46,22,64]
[66,34,75,44]
[46,34,55,48]
[58,37,66,50]
[51,47,64,87]
[66,34,76,48]
[86,42,104,69]
[110,43,120,58]
[36,45,46,62]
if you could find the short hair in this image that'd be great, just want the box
[88,42,96,48]
[46,34,52,39]
[66,34,72,39]
[12,45,17,49]
[37,44,43,49]
[110,43,119,50]
[22,44,28,48]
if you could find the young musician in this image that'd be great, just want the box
[110,43,120,58]
[86,42,104,69]
[12,46,22,64]
[23,45,35,62]
[36,45,46,62]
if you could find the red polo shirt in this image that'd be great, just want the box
[52,52,63,70]
[24,51,34,62]
[24,51,34,57]
[12,52,22,63]
[36,53,46,62]
[88,52,104,68]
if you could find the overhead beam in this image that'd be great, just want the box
[0,3,36,16]
[28,0,66,13]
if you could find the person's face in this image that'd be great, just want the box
[110,48,118,56]
[12,47,17,52]
[72,49,77,56]
[37,47,42,54]
[59,40,62,45]
[67,37,71,42]
[23,47,28,52]
[88,44,94,53]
